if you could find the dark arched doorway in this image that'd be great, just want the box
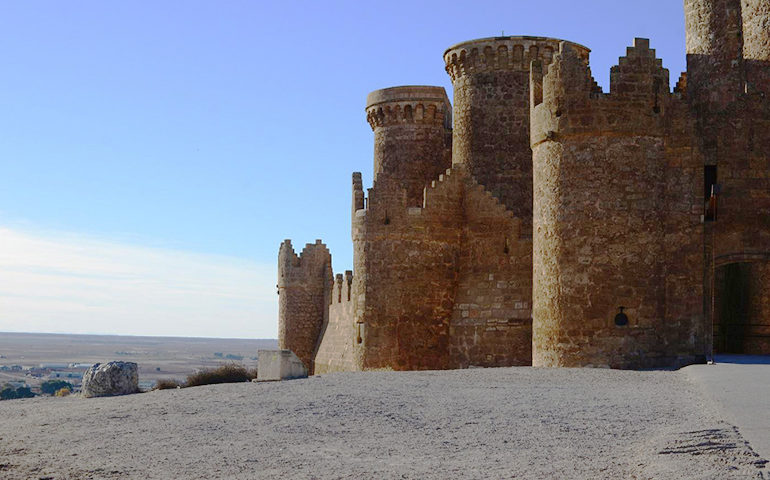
[714,261,770,354]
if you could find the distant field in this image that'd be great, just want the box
[0,332,277,390]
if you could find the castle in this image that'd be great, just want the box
[278,0,770,373]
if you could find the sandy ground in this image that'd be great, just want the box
[685,356,770,463]
[0,367,768,479]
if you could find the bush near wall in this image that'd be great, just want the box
[185,364,256,387]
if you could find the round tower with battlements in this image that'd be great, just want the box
[365,86,452,207]
[444,36,590,234]
[530,39,708,368]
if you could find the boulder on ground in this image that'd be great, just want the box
[256,350,307,381]
[81,361,139,398]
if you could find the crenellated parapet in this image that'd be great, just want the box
[443,36,589,81]
[277,239,333,373]
[331,271,354,305]
[365,86,452,130]
[531,39,674,146]
[352,172,364,217]
[610,38,669,103]
[351,160,532,370]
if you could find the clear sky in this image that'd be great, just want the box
[0,1,688,338]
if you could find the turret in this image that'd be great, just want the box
[365,86,452,207]
[444,36,590,234]
[277,239,332,373]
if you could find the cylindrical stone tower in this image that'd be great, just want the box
[741,0,770,93]
[444,36,590,233]
[684,0,745,108]
[530,39,708,368]
[741,0,770,60]
[365,86,452,207]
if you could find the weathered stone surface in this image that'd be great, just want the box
[277,239,331,375]
[81,361,139,398]
[445,36,589,233]
[278,1,770,372]
[256,350,308,381]
[530,39,707,368]
[714,261,770,354]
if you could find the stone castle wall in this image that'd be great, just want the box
[444,37,589,233]
[277,240,332,373]
[448,168,532,368]
[353,86,460,370]
[313,271,359,373]
[685,0,770,354]
[355,169,463,370]
[530,39,706,368]
[278,1,770,372]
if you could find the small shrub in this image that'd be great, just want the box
[154,379,180,390]
[54,387,71,397]
[185,363,254,387]
[41,380,74,395]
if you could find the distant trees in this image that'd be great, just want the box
[1,384,35,400]
[213,352,243,360]
[41,380,74,395]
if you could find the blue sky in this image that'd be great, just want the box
[0,1,687,338]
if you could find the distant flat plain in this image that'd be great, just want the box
[0,332,277,387]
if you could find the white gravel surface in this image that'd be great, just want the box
[0,367,767,479]
[685,356,770,463]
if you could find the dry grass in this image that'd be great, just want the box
[154,379,181,390]
[54,387,70,397]
[184,364,256,388]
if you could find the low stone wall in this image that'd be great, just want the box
[256,350,307,381]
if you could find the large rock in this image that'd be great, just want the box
[81,361,139,398]
[256,350,308,381]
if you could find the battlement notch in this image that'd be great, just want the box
[531,39,672,147]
